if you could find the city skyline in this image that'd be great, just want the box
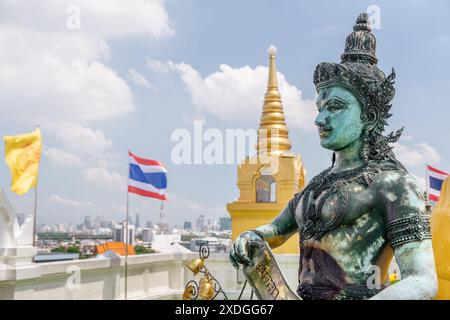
[37,212,230,233]
[0,0,449,226]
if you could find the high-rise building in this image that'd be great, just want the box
[84,216,92,229]
[219,217,232,231]
[226,46,306,254]
[146,221,153,228]
[195,215,219,232]
[183,221,192,230]
[135,214,140,228]
[142,228,152,243]
[195,215,206,232]
[113,222,136,246]
[94,215,104,228]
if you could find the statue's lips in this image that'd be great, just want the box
[318,127,332,139]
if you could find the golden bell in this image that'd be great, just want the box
[182,285,196,300]
[198,275,214,300]
[186,258,204,275]
[389,272,399,284]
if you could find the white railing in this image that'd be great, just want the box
[0,252,299,300]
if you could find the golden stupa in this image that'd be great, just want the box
[227,45,306,254]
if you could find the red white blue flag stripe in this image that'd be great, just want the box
[427,165,448,202]
[128,151,167,200]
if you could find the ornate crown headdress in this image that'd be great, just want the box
[313,13,403,162]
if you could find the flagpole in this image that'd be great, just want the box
[32,185,38,247]
[33,124,40,248]
[125,147,130,300]
[425,163,430,202]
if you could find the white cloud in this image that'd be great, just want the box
[128,68,159,93]
[44,147,84,167]
[83,167,126,186]
[0,1,175,224]
[46,122,112,154]
[48,194,94,208]
[1,0,174,39]
[147,59,317,131]
[147,59,173,73]
[393,141,440,167]
[0,25,134,123]
[411,174,426,193]
[0,0,173,125]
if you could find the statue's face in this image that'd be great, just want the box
[315,86,364,151]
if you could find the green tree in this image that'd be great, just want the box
[134,245,155,254]
[66,246,80,254]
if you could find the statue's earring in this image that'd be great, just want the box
[332,152,336,166]
[360,128,370,162]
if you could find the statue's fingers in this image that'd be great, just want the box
[249,239,263,249]
[248,239,263,256]
[233,240,252,266]
[236,237,254,266]
[232,241,245,264]
[229,247,240,270]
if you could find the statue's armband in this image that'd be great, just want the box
[386,214,431,248]
[379,171,431,248]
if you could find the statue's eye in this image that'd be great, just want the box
[327,101,345,112]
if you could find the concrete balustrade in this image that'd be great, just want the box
[0,252,300,300]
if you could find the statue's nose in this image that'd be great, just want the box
[315,111,328,127]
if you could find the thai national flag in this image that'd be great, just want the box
[427,165,449,202]
[128,151,167,200]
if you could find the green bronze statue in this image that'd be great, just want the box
[230,13,438,300]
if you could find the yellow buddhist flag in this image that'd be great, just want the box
[4,127,42,196]
[431,176,450,299]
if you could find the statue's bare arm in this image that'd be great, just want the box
[371,171,438,300]
[255,206,299,248]
[229,206,298,268]
[371,240,437,300]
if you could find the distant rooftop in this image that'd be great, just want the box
[33,253,79,263]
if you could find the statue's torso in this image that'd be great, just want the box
[293,161,402,300]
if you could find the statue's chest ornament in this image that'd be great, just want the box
[297,161,395,241]
[303,183,348,240]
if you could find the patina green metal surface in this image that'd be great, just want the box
[243,241,300,300]
[230,12,438,300]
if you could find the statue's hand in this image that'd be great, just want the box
[229,231,263,269]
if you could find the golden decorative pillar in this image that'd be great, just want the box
[227,45,306,254]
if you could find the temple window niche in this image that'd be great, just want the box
[256,172,276,203]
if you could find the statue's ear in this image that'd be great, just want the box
[364,108,379,131]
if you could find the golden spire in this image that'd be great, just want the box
[257,45,292,156]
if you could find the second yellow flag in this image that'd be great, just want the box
[4,127,42,196]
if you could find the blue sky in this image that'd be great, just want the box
[0,0,449,226]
